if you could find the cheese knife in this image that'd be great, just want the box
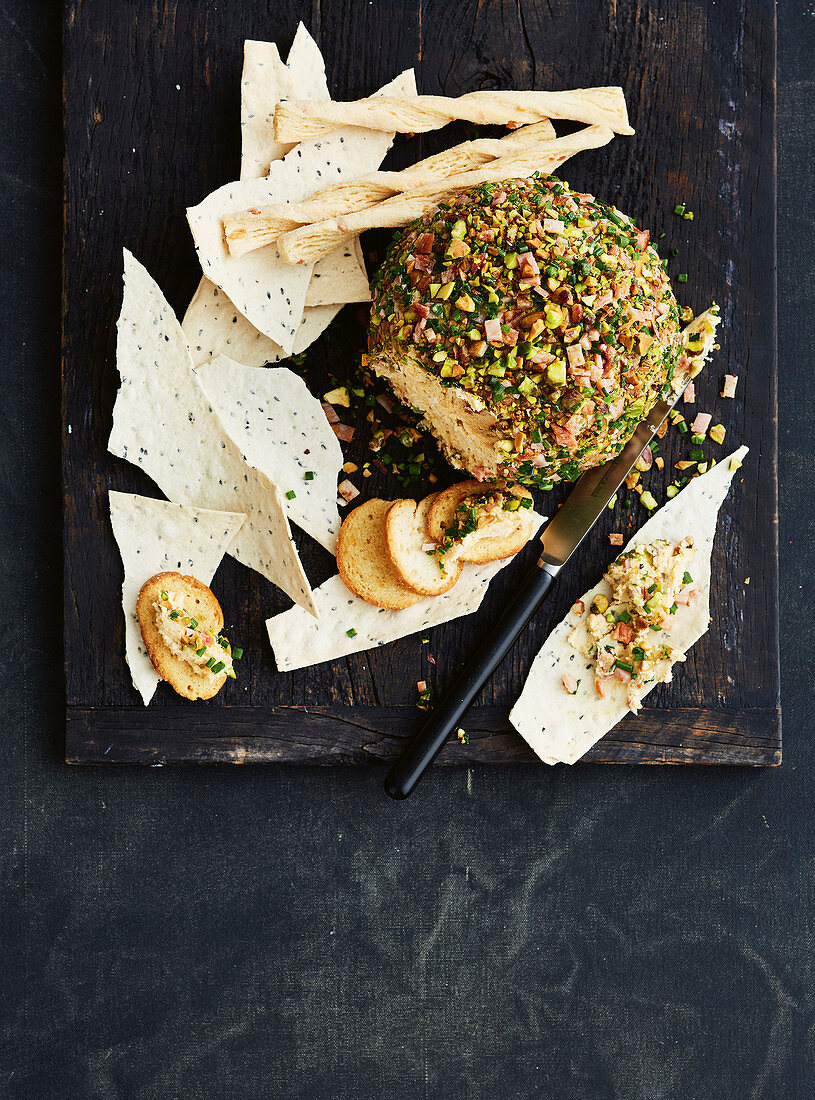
[384,386,686,799]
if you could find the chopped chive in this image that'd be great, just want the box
[689,446,704,461]
[169,610,180,620]
[189,618,198,629]
[206,657,216,669]
[683,571,693,585]
[673,204,686,216]
[670,248,679,257]
[614,658,634,673]
[160,590,168,600]
[286,490,296,500]
[346,628,357,638]
[211,661,225,675]
[196,646,207,657]
[677,273,688,284]
[677,421,689,434]
[304,471,315,481]
[232,647,243,660]
[669,603,678,614]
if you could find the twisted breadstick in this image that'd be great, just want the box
[273,88,633,142]
[277,125,615,266]
[223,121,556,256]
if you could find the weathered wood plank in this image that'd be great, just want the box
[63,0,778,764]
[66,706,781,767]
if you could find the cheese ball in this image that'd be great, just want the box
[367,176,683,487]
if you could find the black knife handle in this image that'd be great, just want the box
[384,559,558,799]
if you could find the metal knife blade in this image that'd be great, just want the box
[537,384,686,571]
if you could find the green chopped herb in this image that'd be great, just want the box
[304,471,315,481]
[669,603,678,615]
[196,646,207,657]
[285,490,296,500]
[682,571,693,585]
[689,446,704,461]
[206,657,216,669]
[677,273,688,284]
[169,610,180,620]
[673,204,686,216]
[614,658,634,674]
[346,628,357,638]
[231,647,243,660]
[211,661,225,675]
[189,618,198,629]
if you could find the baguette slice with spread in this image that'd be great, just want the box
[425,481,535,565]
[137,572,233,700]
[336,499,424,610]
[385,495,463,596]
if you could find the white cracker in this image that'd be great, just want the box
[109,249,317,616]
[510,448,749,764]
[186,68,416,353]
[109,491,245,705]
[266,513,544,671]
[195,355,343,552]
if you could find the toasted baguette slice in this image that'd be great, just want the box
[336,499,424,609]
[385,495,463,596]
[426,481,535,564]
[136,572,230,700]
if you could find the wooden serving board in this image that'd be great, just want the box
[63,0,780,766]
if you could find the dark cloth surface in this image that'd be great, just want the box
[2,3,813,1097]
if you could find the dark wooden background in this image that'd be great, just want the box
[63,0,779,765]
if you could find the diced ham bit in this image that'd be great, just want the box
[613,622,634,644]
[337,479,359,502]
[614,666,632,683]
[484,318,503,345]
[532,453,548,467]
[470,339,487,358]
[683,381,696,403]
[635,229,650,251]
[551,423,578,447]
[321,402,340,424]
[503,327,519,347]
[414,232,435,254]
[413,301,431,319]
[416,680,427,693]
[421,542,438,552]
[609,533,624,546]
[561,672,578,695]
[566,343,586,369]
[376,393,396,413]
[690,412,712,435]
[571,600,585,616]
[426,654,436,665]
[332,423,355,442]
[594,290,614,309]
[721,374,739,398]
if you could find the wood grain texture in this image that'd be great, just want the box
[63,0,779,765]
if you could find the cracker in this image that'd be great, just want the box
[278,125,614,264]
[136,572,230,701]
[109,491,244,705]
[509,448,748,764]
[336,499,424,610]
[425,482,535,564]
[186,68,417,353]
[109,249,317,616]
[385,496,463,596]
[273,87,634,141]
[266,512,544,671]
[183,278,341,368]
[194,355,343,552]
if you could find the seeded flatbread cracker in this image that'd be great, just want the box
[273,87,634,142]
[109,491,244,705]
[336,499,425,610]
[267,512,544,671]
[509,448,748,765]
[183,279,341,369]
[109,249,317,616]
[194,355,343,552]
[186,68,417,354]
[137,573,230,701]
[182,27,370,366]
